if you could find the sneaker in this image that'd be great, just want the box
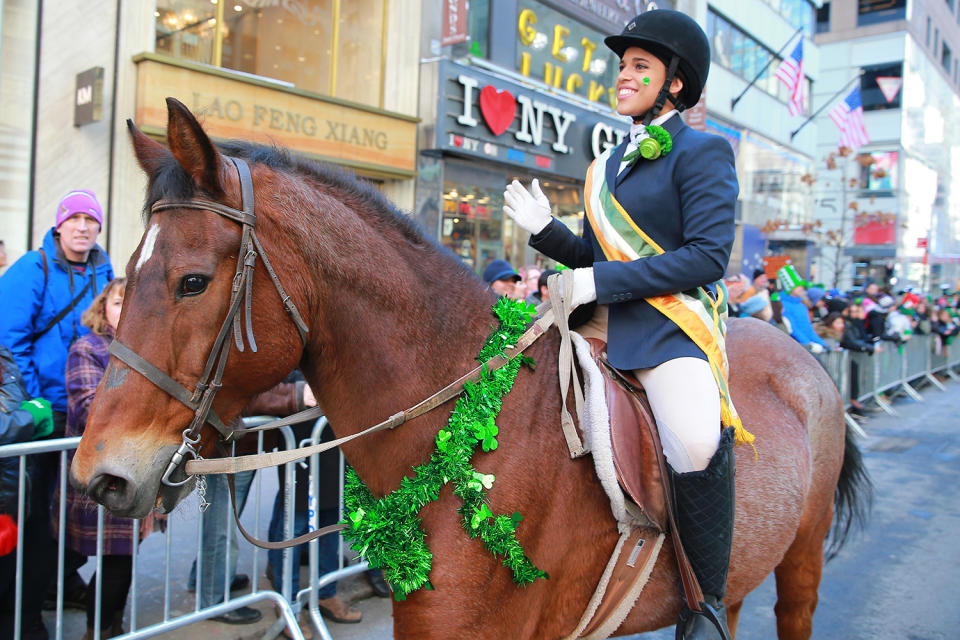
[211,606,263,625]
[316,596,362,624]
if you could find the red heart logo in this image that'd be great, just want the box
[479,86,516,137]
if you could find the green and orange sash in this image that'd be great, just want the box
[584,152,755,449]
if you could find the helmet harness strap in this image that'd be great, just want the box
[640,54,682,126]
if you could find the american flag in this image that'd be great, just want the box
[828,86,870,152]
[775,40,804,116]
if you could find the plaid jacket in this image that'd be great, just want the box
[54,330,137,556]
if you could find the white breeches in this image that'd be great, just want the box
[633,357,720,473]
[576,305,721,473]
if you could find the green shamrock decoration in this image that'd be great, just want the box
[436,429,452,451]
[471,503,494,529]
[341,298,548,600]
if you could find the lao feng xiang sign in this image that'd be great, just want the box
[134,54,417,177]
[437,60,628,180]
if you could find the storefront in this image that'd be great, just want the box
[19,0,423,273]
[415,59,628,273]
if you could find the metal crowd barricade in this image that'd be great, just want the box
[0,419,304,640]
[299,417,369,640]
[814,334,959,430]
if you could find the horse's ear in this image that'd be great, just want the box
[164,97,227,197]
[127,119,171,175]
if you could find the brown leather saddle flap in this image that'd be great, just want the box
[583,337,667,531]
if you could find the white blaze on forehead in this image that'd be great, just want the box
[135,223,161,274]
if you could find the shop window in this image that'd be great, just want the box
[857,0,906,26]
[155,0,386,108]
[860,61,902,111]
[856,151,897,194]
[335,0,384,105]
[450,0,489,59]
[816,2,830,33]
[439,162,582,273]
[155,0,218,64]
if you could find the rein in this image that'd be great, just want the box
[108,157,309,487]
[186,305,557,476]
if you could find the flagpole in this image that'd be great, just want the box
[730,26,803,111]
[790,72,864,140]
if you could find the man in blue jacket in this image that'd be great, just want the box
[0,190,113,428]
[0,190,112,638]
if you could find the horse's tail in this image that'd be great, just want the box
[826,422,873,561]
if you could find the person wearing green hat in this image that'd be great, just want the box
[776,265,826,354]
[503,9,749,639]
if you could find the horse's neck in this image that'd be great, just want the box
[304,278,495,495]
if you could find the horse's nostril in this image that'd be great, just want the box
[87,470,136,512]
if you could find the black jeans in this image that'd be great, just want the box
[86,555,132,630]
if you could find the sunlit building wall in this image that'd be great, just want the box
[814,0,960,291]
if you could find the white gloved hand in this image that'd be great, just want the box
[808,342,825,355]
[570,267,597,308]
[503,178,553,235]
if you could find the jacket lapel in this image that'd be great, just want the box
[605,140,626,195]
[615,113,687,186]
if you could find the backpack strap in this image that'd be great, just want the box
[33,250,95,340]
[37,248,48,293]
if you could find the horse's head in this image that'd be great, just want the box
[71,98,306,517]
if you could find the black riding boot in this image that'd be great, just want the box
[669,427,736,640]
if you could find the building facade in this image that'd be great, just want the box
[2,0,421,273]
[414,0,822,278]
[814,0,960,291]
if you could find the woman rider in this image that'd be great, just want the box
[502,10,751,640]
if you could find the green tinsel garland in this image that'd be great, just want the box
[341,297,549,600]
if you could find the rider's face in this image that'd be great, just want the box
[616,46,683,118]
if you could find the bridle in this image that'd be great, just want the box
[108,156,310,487]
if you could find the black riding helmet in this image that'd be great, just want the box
[605,10,710,122]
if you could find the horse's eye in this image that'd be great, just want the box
[179,275,208,296]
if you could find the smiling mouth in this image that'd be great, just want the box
[617,87,638,99]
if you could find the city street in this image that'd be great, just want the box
[45,374,960,639]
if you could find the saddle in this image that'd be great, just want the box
[563,337,706,639]
[581,337,667,531]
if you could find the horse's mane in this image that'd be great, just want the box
[142,139,477,282]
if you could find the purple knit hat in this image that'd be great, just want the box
[56,190,103,229]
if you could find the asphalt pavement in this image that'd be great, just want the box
[44,373,960,639]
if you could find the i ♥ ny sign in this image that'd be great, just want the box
[456,74,576,154]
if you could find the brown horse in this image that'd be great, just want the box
[71,98,869,639]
